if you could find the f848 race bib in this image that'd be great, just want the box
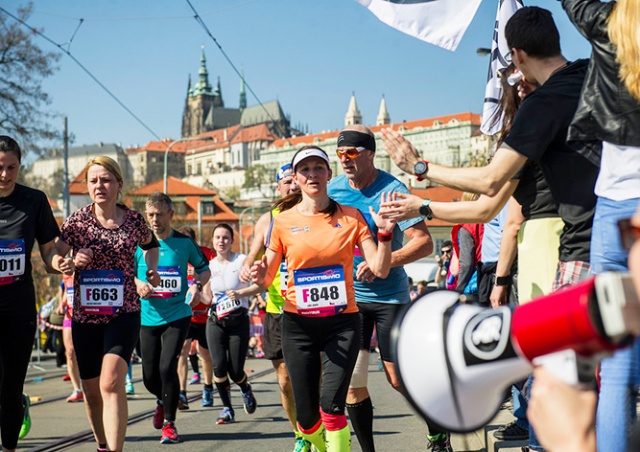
[293,265,347,317]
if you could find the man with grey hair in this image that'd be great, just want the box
[135,192,211,444]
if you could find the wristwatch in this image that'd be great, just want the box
[413,160,429,181]
[419,199,433,221]
[495,275,511,286]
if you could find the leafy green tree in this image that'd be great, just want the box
[0,3,61,156]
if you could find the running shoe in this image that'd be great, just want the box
[153,402,165,430]
[189,372,201,385]
[62,374,71,381]
[493,421,529,440]
[293,436,313,452]
[66,389,84,403]
[18,394,31,439]
[160,421,180,444]
[201,386,214,407]
[427,433,452,452]
[216,407,235,424]
[178,391,189,410]
[241,384,257,414]
[255,351,265,359]
[125,380,135,394]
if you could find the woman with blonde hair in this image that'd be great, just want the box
[560,2,640,451]
[56,155,160,452]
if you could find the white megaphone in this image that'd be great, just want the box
[393,272,640,433]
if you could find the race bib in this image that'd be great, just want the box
[151,266,182,298]
[215,293,242,319]
[66,286,74,306]
[79,270,124,315]
[280,260,288,296]
[293,265,347,317]
[0,239,26,285]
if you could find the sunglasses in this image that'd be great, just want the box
[618,218,640,252]
[441,249,452,254]
[336,146,366,160]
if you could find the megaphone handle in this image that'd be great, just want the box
[532,349,601,387]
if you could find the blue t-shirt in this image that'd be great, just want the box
[328,171,423,304]
[481,201,509,263]
[135,230,209,326]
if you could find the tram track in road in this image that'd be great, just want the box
[26,367,274,451]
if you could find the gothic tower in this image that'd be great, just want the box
[376,94,391,125]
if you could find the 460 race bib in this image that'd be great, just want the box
[150,266,182,298]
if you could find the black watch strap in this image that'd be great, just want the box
[495,275,511,286]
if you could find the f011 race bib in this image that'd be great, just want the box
[0,239,26,285]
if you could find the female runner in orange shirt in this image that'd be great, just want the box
[232,146,395,451]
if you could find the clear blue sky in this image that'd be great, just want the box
[6,0,591,149]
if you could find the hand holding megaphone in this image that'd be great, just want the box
[393,272,639,433]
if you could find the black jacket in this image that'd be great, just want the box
[561,0,640,165]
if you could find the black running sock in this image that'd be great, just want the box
[215,380,232,408]
[237,378,251,394]
[346,397,375,452]
[204,383,213,391]
[189,354,200,374]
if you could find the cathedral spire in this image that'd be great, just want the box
[193,46,213,96]
[376,94,390,125]
[239,71,247,111]
[344,91,362,126]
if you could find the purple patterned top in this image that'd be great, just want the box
[60,203,152,324]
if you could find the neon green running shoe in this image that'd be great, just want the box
[18,393,31,439]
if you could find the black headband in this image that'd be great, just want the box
[337,130,376,153]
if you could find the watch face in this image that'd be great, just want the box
[414,161,428,176]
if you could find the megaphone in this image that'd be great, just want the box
[393,272,640,433]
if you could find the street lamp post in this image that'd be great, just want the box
[163,136,211,194]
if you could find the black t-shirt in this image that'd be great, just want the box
[0,184,60,316]
[513,161,559,221]
[505,59,597,263]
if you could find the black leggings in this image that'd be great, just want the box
[282,312,360,429]
[0,315,37,450]
[139,316,191,422]
[206,315,250,383]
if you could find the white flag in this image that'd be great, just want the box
[355,0,483,52]
[480,0,524,135]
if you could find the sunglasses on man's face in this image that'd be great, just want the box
[441,249,452,254]
[336,147,366,160]
[618,218,640,252]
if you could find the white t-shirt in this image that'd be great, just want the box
[209,253,250,314]
[595,142,640,200]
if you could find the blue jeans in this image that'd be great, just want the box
[592,196,640,452]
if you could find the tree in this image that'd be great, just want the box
[0,3,61,156]
[243,164,274,199]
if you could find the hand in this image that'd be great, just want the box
[517,76,537,100]
[239,263,252,284]
[74,248,94,270]
[186,285,200,307]
[490,284,508,308]
[356,261,376,284]
[226,290,237,302]
[435,255,442,266]
[137,283,154,299]
[250,255,268,286]
[528,367,597,452]
[55,302,65,315]
[55,255,75,275]
[370,192,397,234]
[146,269,161,287]
[380,128,421,175]
[379,192,424,222]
